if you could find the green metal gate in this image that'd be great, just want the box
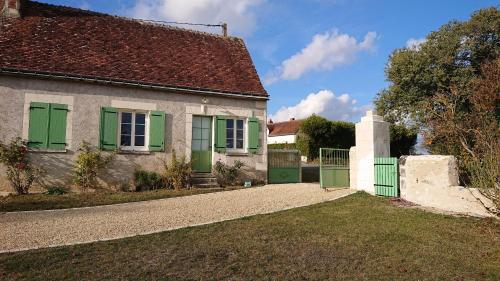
[320,148,349,188]
[268,149,301,184]
[374,157,399,197]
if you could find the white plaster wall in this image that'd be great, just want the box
[267,134,296,144]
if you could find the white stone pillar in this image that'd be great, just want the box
[354,111,390,194]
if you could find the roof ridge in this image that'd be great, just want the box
[27,0,242,41]
[270,119,302,124]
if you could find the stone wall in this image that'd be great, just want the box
[0,76,268,193]
[399,155,494,217]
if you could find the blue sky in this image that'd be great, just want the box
[42,0,498,122]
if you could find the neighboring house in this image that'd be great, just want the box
[0,0,268,191]
[267,118,301,145]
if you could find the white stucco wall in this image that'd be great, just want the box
[267,134,296,144]
[353,111,390,194]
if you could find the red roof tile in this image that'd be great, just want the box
[268,119,301,136]
[0,1,267,97]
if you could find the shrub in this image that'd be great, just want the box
[213,160,244,187]
[268,143,297,150]
[44,186,68,195]
[0,138,43,194]
[73,141,114,189]
[163,150,192,190]
[134,169,165,191]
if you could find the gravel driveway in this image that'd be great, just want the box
[0,183,355,253]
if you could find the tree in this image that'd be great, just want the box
[375,7,499,212]
[375,7,499,127]
[390,124,418,157]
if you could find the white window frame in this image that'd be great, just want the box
[225,118,246,152]
[118,110,150,151]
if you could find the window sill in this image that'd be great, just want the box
[29,149,68,153]
[117,150,151,155]
[226,151,250,156]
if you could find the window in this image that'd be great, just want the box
[226,119,244,150]
[28,102,68,150]
[118,111,148,151]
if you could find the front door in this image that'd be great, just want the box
[191,116,212,173]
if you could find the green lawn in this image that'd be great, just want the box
[0,187,244,212]
[1,193,499,280]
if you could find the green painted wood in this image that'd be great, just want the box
[149,111,165,151]
[374,157,399,197]
[320,148,349,188]
[99,107,118,151]
[214,115,226,153]
[191,116,212,173]
[247,117,259,153]
[28,102,50,149]
[268,149,300,184]
[48,103,68,150]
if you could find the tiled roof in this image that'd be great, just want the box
[267,119,301,136]
[0,1,267,97]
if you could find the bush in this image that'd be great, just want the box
[0,138,43,194]
[213,160,244,187]
[44,186,68,195]
[163,150,192,190]
[73,141,114,189]
[134,169,165,191]
[268,143,297,150]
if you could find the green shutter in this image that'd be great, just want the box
[28,102,50,149]
[99,107,118,150]
[149,111,165,152]
[214,115,226,153]
[248,117,260,153]
[48,103,68,150]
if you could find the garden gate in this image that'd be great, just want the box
[374,157,399,197]
[319,148,349,188]
[267,149,301,184]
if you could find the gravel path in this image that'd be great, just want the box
[0,184,355,253]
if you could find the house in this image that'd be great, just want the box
[267,118,301,145]
[0,0,268,191]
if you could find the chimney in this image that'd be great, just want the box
[1,0,20,18]
[268,118,273,124]
[221,22,227,37]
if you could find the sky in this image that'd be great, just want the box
[42,0,499,122]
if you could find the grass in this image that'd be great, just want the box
[1,192,499,280]
[0,187,244,212]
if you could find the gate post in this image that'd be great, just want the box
[353,111,390,194]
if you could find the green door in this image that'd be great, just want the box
[374,157,399,197]
[191,116,212,173]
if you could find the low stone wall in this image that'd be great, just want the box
[399,155,494,217]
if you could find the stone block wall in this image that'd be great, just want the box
[399,155,493,217]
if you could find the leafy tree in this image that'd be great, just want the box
[375,7,499,134]
[390,124,417,157]
[296,115,355,160]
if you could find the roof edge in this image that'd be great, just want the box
[0,67,269,100]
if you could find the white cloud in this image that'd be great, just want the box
[128,0,264,35]
[406,37,426,50]
[269,90,371,122]
[265,30,377,84]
